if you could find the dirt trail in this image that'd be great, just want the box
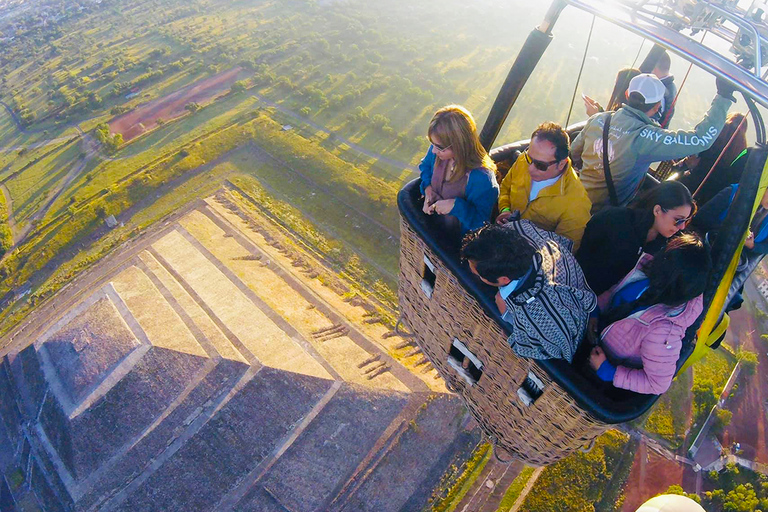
[452,457,524,512]
[109,67,243,141]
[509,467,544,512]
[5,134,100,259]
[621,439,685,511]
[720,281,768,463]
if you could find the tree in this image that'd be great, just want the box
[184,102,201,113]
[693,380,717,416]
[722,484,759,512]
[736,348,759,375]
[87,92,103,110]
[0,223,12,256]
[230,80,246,94]
[712,408,733,436]
[664,485,702,504]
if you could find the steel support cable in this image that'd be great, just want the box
[630,39,646,70]
[564,15,596,128]
[659,32,708,128]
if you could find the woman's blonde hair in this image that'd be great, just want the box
[427,105,496,182]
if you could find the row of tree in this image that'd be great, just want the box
[666,463,768,512]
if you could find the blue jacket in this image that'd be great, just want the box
[419,146,499,233]
[692,184,768,254]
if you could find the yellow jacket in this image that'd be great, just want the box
[498,154,592,251]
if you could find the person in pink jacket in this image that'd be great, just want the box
[588,233,711,394]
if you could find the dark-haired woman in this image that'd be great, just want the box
[588,233,711,394]
[677,112,748,204]
[576,180,696,295]
[582,67,641,117]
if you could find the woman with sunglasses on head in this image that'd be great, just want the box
[576,180,696,296]
[587,233,710,395]
[419,105,498,234]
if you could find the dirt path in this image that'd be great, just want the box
[452,457,524,512]
[509,467,544,512]
[621,439,686,511]
[720,280,768,463]
[6,133,100,258]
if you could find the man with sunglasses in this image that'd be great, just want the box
[497,122,592,251]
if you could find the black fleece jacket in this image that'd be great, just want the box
[576,207,665,295]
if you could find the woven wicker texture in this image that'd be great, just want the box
[649,160,675,181]
[399,220,609,465]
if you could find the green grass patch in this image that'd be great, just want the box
[5,141,83,224]
[498,466,536,512]
[430,443,492,512]
[226,149,399,282]
[643,368,691,447]
[694,346,736,391]
[518,430,630,512]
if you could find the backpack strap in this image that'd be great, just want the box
[602,113,619,207]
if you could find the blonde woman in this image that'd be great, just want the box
[420,105,499,234]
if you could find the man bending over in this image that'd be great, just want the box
[461,222,596,362]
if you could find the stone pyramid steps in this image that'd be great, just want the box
[104,368,334,512]
[75,357,249,511]
[334,395,478,512]
[234,385,409,512]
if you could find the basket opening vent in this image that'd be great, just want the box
[447,338,483,385]
[517,372,545,406]
[421,255,437,298]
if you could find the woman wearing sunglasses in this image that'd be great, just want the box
[419,105,498,234]
[576,180,696,296]
[587,233,710,395]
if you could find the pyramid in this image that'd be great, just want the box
[0,207,478,512]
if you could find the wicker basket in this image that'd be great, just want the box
[399,220,609,465]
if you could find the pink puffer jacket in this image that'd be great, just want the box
[598,255,704,395]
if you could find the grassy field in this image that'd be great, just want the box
[517,430,631,512]
[694,347,737,391]
[498,466,537,512]
[0,94,402,334]
[642,368,692,447]
[429,443,493,512]
[1,0,731,167]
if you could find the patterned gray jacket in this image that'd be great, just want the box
[501,220,597,362]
